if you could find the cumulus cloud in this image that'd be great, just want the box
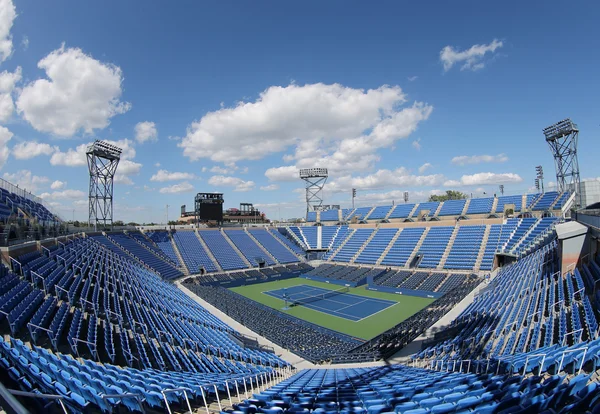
[407,76,418,82]
[159,181,194,194]
[40,189,85,200]
[12,141,57,159]
[440,39,503,72]
[0,0,16,63]
[16,44,131,137]
[150,169,196,182]
[3,169,49,192]
[418,163,432,174]
[208,175,255,192]
[353,189,444,205]
[134,121,157,143]
[451,153,508,166]
[0,66,21,122]
[260,184,279,191]
[114,159,142,185]
[50,180,66,190]
[264,165,299,182]
[444,172,522,187]
[0,125,11,169]
[327,168,446,193]
[412,138,421,151]
[181,83,432,180]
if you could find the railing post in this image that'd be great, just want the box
[225,380,233,407]
[213,384,222,412]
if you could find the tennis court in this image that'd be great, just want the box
[264,284,397,321]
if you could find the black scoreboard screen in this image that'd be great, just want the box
[195,193,224,222]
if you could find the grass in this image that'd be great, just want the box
[230,277,434,340]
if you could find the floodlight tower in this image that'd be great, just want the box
[299,168,328,214]
[543,118,581,208]
[87,140,122,230]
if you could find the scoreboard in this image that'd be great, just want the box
[195,193,224,223]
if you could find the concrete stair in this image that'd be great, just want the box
[406,227,430,267]
[384,205,397,220]
[245,229,279,264]
[474,225,491,271]
[510,219,540,254]
[350,228,378,264]
[437,226,460,269]
[194,230,223,272]
[220,229,252,268]
[433,203,444,218]
[461,199,471,216]
[317,226,323,249]
[169,234,190,275]
[407,203,419,219]
[376,228,403,265]
[363,206,377,221]
[521,194,528,212]
[491,197,499,214]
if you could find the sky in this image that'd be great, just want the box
[0,0,598,223]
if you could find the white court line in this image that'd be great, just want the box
[354,301,401,322]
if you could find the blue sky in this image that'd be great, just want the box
[0,0,598,223]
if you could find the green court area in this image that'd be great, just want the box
[230,277,435,340]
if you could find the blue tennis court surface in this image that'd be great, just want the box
[263,284,397,321]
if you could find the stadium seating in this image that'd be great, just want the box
[225,230,276,267]
[388,203,416,219]
[225,365,600,414]
[173,230,219,273]
[305,264,383,285]
[0,187,58,224]
[320,209,339,221]
[306,211,317,222]
[249,229,299,264]
[355,228,398,264]
[437,199,466,217]
[495,194,523,213]
[380,227,425,267]
[271,229,306,255]
[184,283,360,364]
[347,207,373,221]
[365,205,393,220]
[414,202,440,218]
[445,226,485,270]
[466,196,494,215]
[199,231,249,270]
[532,191,560,210]
[330,228,374,262]
[418,226,454,268]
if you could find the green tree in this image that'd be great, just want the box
[113,220,125,227]
[428,190,468,202]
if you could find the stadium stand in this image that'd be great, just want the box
[380,227,425,267]
[388,203,416,219]
[365,205,393,220]
[418,226,454,268]
[248,229,300,264]
[445,225,486,270]
[466,196,494,215]
[225,229,276,267]
[495,194,523,213]
[330,228,374,262]
[306,211,317,222]
[437,199,467,217]
[184,283,361,363]
[320,209,339,222]
[172,230,219,273]
[199,230,249,270]
[354,228,398,264]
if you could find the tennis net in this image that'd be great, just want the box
[289,286,350,306]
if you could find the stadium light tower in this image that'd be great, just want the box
[543,118,581,207]
[536,165,544,193]
[87,140,122,230]
[299,168,328,214]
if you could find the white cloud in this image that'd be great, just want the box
[451,153,508,166]
[114,159,142,185]
[150,169,196,182]
[260,184,279,191]
[264,165,299,182]
[412,138,421,151]
[208,175,255,192]
[210,166,231,174]
[134,121,157,143]
[0,125,11,169]
[0,66,21,122]
[181,83,432,179]
[12,141,57,159]
[50,180,66,190]
[440,39,503,72]
[20,35,27,51]
[16,44,131,137]
[50,138,136,167]
[328,168,446,193]
[353,189,444,205]
[418,163,432,174]
[40,189,85,200]
[3,170,49,192]
[407,76,418,82]
[159,181,194,194]
[154,162,161,167]
[444,172,522,187]
[0,0,16,63]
